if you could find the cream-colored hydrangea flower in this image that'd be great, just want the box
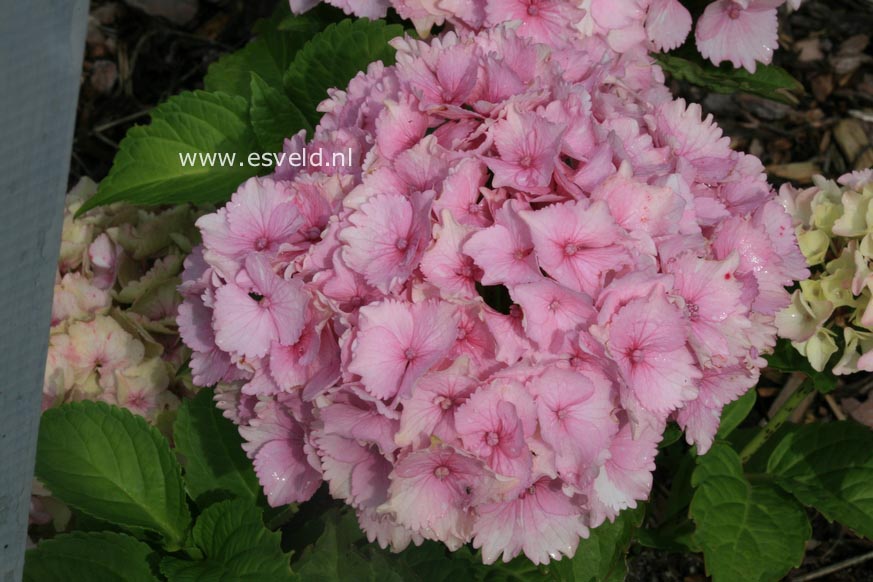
[44,177,204,423]
[777,170,873,373]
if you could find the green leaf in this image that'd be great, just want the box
[659,422,683,449]
[767,420,873,539]
[661,454,698,526]
[284,19,405,127]
[160,499,292,581]
[173,388,260,506]
[293,510,377,582]
[204,22,326,100]
[23,531,158,582]
[635,519,698,553]
[78,91,259,212]
[717,389,757,439]
[655,53,804,105]
[546,506,644,582]
[35,402,191,548]
[292,509,486,582]
[766,338,837,393]
[250,72,312,153]
[690,444,809,582]
[389,544,480,582]
[273,4,345,34]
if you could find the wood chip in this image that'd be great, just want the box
[89,60,118,94]
[795,37,824,62]
[811,73,834,103]
[834,118,872,169]
[767,161,822,183]
[850,109,873,123]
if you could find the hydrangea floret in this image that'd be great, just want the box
[291,0,803,72]
[777,170,873,374]
[178,25,807,564]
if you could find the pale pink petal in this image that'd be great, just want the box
[645,0,692,51]
[695,0,779,73]
[522,201,631,296]
[473,478,588,565]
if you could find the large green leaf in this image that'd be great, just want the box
[291,509,557,581]
[160,500,292,581]
[690,444,809,582]
[78,91,259,212]
[284,19,405,127]
[250,72,312,153]
[655,53,804,105]
[293,510,385,582]
[36,402,191,548]
[768,420,873,539]
[292,510,486,582]
[204,26,323,100]
[204,1,339,98]
[546,506,644,582]
[716,389,757,439]
[23,531,158,582]
[173,388,259,506]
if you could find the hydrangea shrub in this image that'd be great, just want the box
[178,24,808,564]
[25,4,873,582]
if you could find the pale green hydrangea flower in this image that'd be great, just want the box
[776,169,873,373]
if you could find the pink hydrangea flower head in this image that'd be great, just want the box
[178,22,807,564]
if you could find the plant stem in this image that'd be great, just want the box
[739,379,814,464]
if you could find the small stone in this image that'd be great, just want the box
[90,60,118,94]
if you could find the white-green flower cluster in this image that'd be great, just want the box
[44,178,204,426]
[776,170,873,373]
